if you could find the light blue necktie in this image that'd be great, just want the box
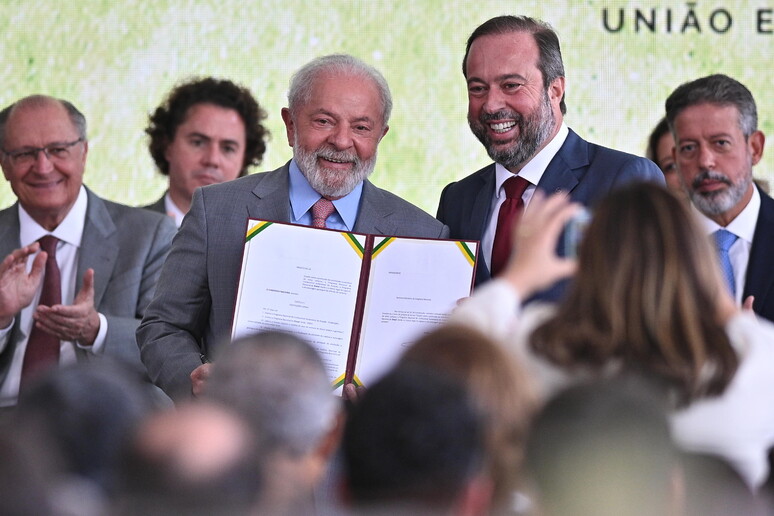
[713,229,738,297]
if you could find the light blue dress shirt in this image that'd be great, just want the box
[288,159,363,231]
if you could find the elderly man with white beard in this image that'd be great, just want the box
[137,54,448,401]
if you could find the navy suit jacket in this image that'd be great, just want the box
[138,162,449,399]
[743,188,774,323]
[437,128,664,298]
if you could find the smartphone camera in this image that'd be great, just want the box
[563,207,592,259]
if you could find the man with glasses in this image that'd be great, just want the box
[0,95,176,406]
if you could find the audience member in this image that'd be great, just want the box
[0,427,58,516]
[113,401,263,516]
[343,364,491,515]
[437,15,662,295]
[665,74,774,322]
[143,77,269,226]
[400,324,538,514]
[14,360,158,493]
[12,359,159,514]
[203,331,342,515]
[679,452,771,516]
[0,95,176,407]
[450,183,774,488]
[138,54,448,400]
[645,117,686,201]
[525,376,678,516]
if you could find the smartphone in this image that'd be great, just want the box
[563,207,591,259]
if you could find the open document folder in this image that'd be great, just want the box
[231,219,478,394]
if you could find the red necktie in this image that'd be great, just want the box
[311,198,336,228]
[491,176,530,277]
[21,235,62,384]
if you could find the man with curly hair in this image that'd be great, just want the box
[143,77,269,226]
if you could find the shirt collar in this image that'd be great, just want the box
[19,186,87,247]
[495,122,569,193]
[694,185,760,244]
[288,159,363,230]
[163,191,186,228]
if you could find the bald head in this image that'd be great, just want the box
[116,402,264,515]
[0,95,86,148]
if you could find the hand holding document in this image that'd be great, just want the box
[231,220,478,393]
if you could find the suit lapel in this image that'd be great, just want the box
[354,181,393,234]
[247,163,294,223]
[0,207,23,374]
[146,195,166,214]
[0,206,22,259]
[79,189,119,307]
[469,166,496,238]
[744,188,774,304]
[536,129,586,195]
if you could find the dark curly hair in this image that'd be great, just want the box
[146,77,269,176]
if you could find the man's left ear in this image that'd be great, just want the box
[80,140,89,166]
[548,76,565,105]
[379,125,389,142]
[281,108,295,147]
[749,130,765,166]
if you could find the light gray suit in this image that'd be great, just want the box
[137,162,449,399]
[0,187,176,384]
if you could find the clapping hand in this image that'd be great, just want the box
[33,268,100,346]
[0,242,46,328]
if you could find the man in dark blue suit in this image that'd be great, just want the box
[437,15,663,296]
[666,74,774,323]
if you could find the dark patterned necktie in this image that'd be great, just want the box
[491,176,530,277]
[21,235,61,384]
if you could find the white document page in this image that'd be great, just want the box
[353,238,477,387]
[231,221,366,387]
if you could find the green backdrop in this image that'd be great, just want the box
[1,1,771,214]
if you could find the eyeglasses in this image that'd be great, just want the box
[2,138,84,166]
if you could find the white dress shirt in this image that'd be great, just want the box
[693,186,760,306]
[0,187,108,406]
[163,192,186,228]
[481,123,569,271]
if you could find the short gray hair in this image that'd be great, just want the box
[287,54,392,128]
[665,74,757,138]
[0,95,87,149]
[205,331,340,457]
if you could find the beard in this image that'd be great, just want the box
[687,168,752,216]
[468,90,555,169]
[293,137,377,199]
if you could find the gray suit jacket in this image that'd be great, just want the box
[138,163,448,399]
[141,194,167,215]
[0,187,176,383]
